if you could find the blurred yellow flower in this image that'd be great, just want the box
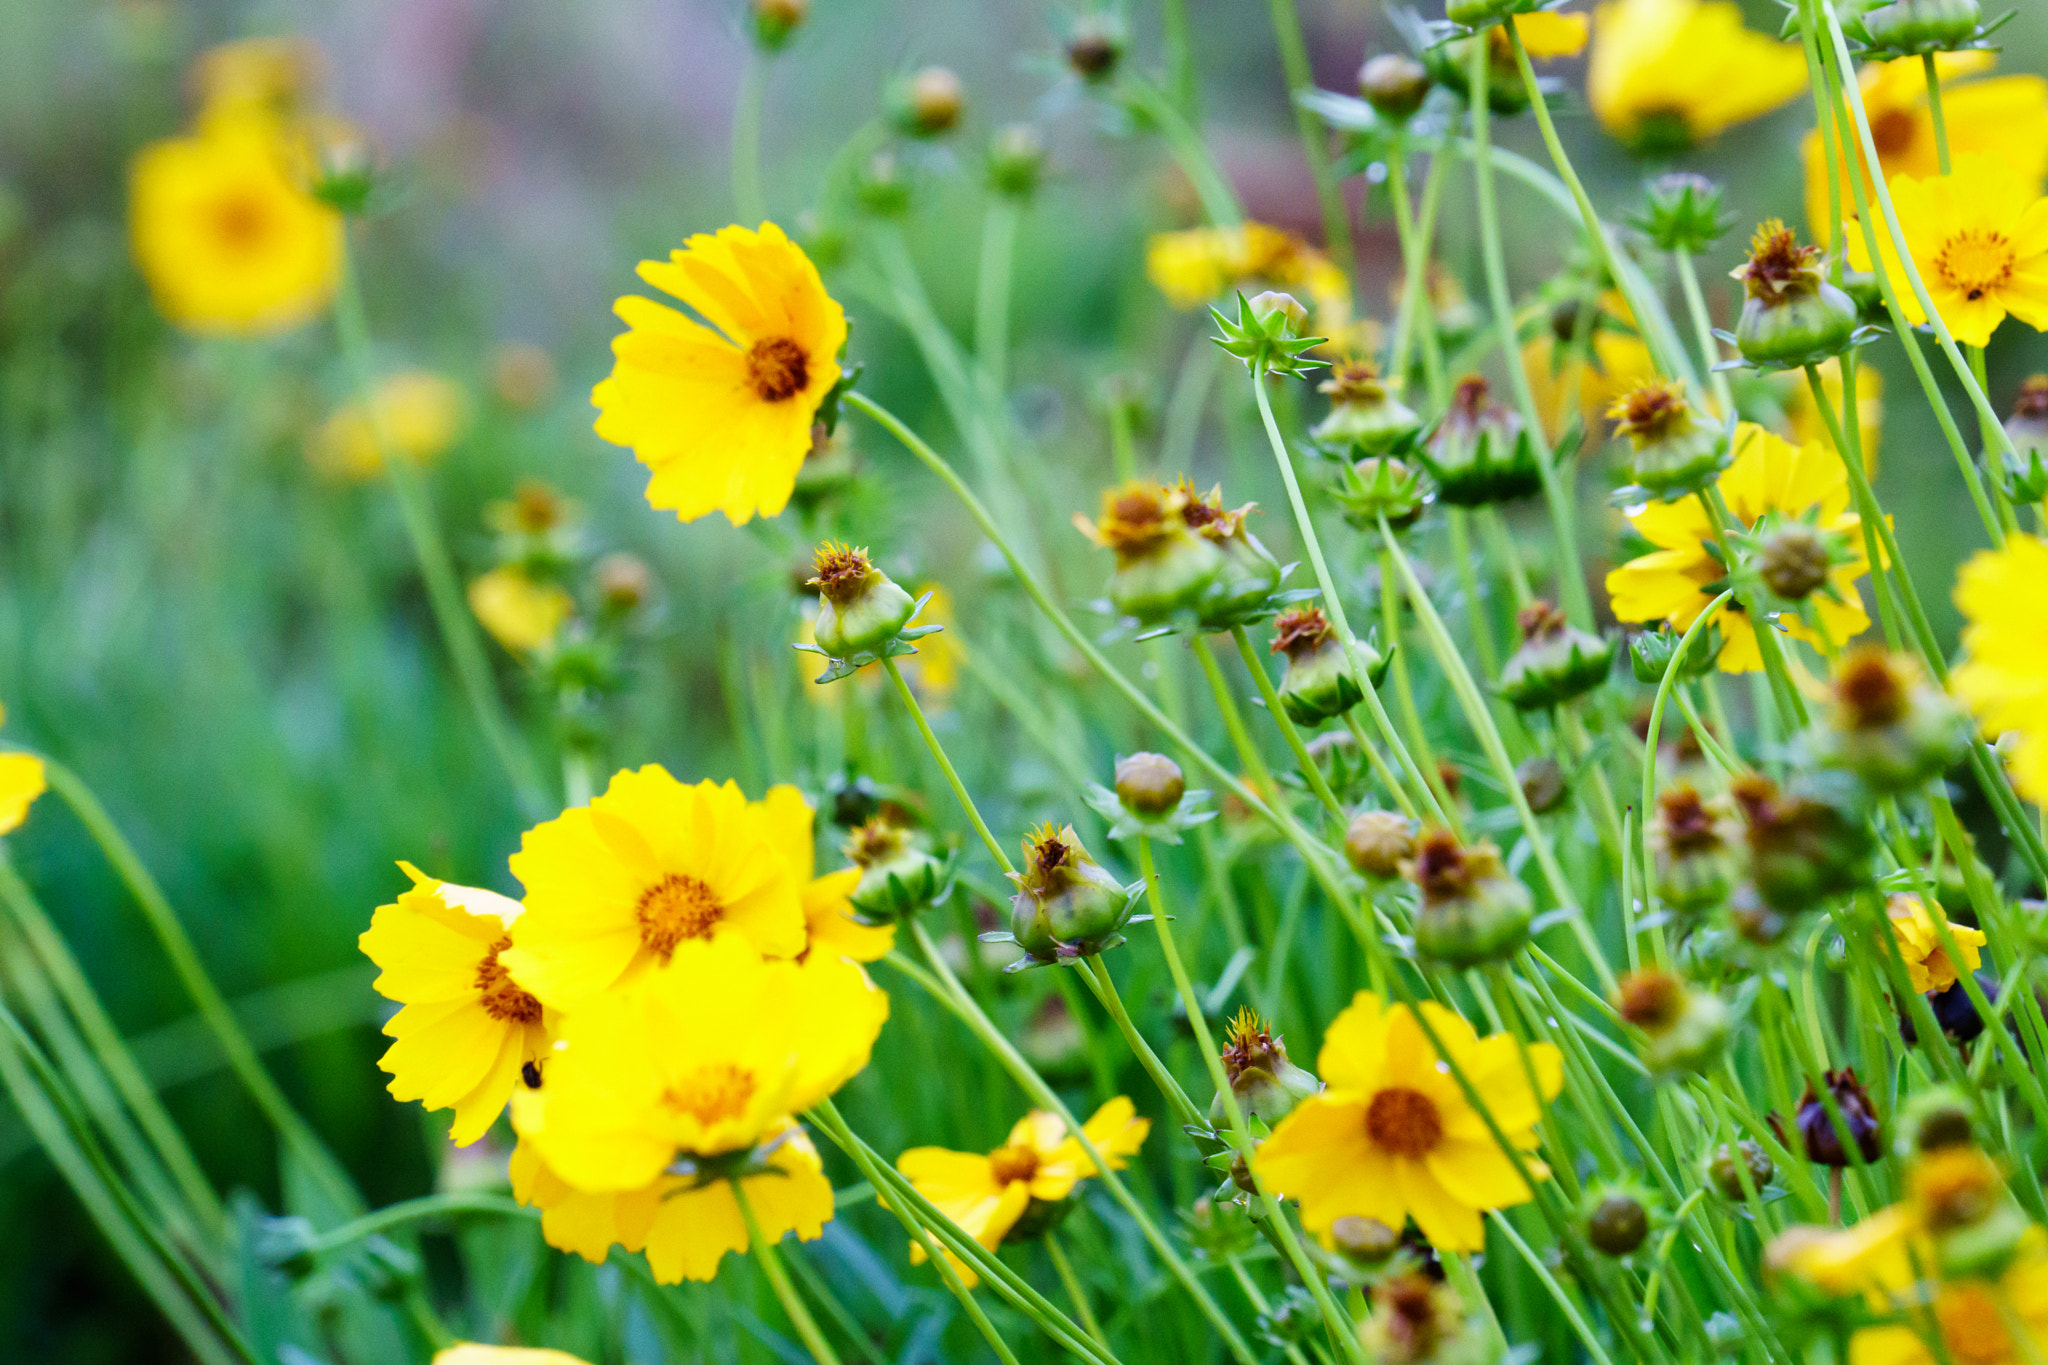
[759,784,893,964]
[1847,1232,2048,1365]
[0,753,44,837]
[358,863,549,1147]
[1514,11,1590,59]
[1804,54,2048,250]
[1785,359,1881,476]
[593,223,846,527]
[1845,153,2048,349]
[508,932,885,1192]
[1885,894,1986,993]
[468,568,574,657]
[1145,222,1347,317]
[500,768,808,1010]
[1255,992,1560,1252]
[1587,0,1807,152]
[896,1097,1149,1286]
[1523,296,1658,441]
[1953,534,2048,802]
[310,371,471,480]
[436,1345,592,1365]
[1606,424,1872,672]
[190,36,323,134]
[129,122,344,336]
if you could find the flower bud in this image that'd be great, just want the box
[1897,1086,1974,1155]
[751,0,809,50]
[1608,380,1730,501]
[1583,1186,1652,1257]
[1813,647,1966,793]
[1246,290,1309,334]
[594,552,653,616]
[1332,456,1430,532]
[1516,755,1568,813]
[302,117,380,215]
[807,543,918,659]
[987,123,1046,198]
[1064,12,1125,81]
[1630,173,1733,255]
[1781,1068,1882,1168]
[1178,482,1284,628]
[1007,824,1135,964]
[1707,1141,1774,1202]
[1652,784,1737,913]
[1114,752,1185,817]
[1757,521,1832,600]
[1499,601,1615,711]
[1080,481,1224,624]
[1426,32,1531,117]
[1360,1274,1495,1365]
[1628,623,1719,685]
[1850,0,1984,51]
[1272,607,1383,724]
[1346,810,1416,880]
[1731,221,1859,369]
[844,819,946,921]
[1359,53,1432,122]
[856,150,912,216]
[1404,829,1533,968]
[1998,376,2048,502]
[1420,376,1542,506]
[1730,773,1873,911]
[1211,1008,1323,1126]
[892,66,965,138]
[1615,969,1729,1075]
[1444,0,1542,26]
[1330,1215,1403,1267]
[1312,361,1422,457]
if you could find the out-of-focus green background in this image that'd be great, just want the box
[3,0,2045,1357]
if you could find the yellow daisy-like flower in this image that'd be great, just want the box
[129,121,344,337]
[759,784,893,964]
[1885,894,1987,994]
[1145,222,1347,316]
[468,568,575,657]
[896,1097,1150,1287]
[309,371,472,480]
[499,767,808,1011]
[509,1121,834,1284]
[1514,11,1591,59]
[592,223,846,527]
[508,932,885,1192]
[1605,423,1873,673]
[1845,153,2048,349]
[1805,54,2048,249]
[359,863,549,1147]
[1253,992,1562,1253]
[1587,0,1808,152]
[434,1345,594,1365]
[1953,535,2048,802]
[1785,359,1881,477]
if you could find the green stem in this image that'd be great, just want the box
[1637,592,1736,965]
[1078,955,1204,1131]
[1696,486,1809,731]
[300,1193,532,1258]
[734,1180,845,1365]
[1488,1210,1622,1365]
[1674,250,1734,416]
[731,51,766,223]
[1921,53,1952,175]
[1046,1232,1110,1354]
[1225,626,1346,822]
[975,197,1020,395]
[1161,0,1199,120]
[1263,0,1352,264]
[1120,79,1242,227]
[881,655,1013,875]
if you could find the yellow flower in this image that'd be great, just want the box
[500,768,809,1011]
[896,1097,1149,1286]
[1953,535,2048,802]
[1886,894,1987,994]
[359,863,549,1146]
[592,223,846,527]
[129,121,343,336]
[1605,423,1873,673]
[1804,54,2048,249]
[1845,153,2048,350]
[1254,992,1561,1252]
[435,1345,593,1365]
[1523,295,1659,441]
[190,36,324,134]
[1587,0,1807,152]
[468,568,575,657]
[509,1121,834,1284]
[1848,1236,2048,1365]
[0,706,44,839]
[759,784,893,964]
[1785,359,1881,477]
[309,371,472,480]
[1146,223,1346,315]
[508,932,885,1191]
[1515,11,1591,59]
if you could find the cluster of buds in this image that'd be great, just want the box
[1995,375,2048,503]
[1078,481,1223,625]
[1403,829,1534,967]
[1729,220,1861,370]
[1811,647,1966,792]
[1419,376,1542,506]
[1498,601,1615,711]
[1614,969,1730,1075]
[842,817,948,922]
[1844,0,1999,58]
[993,824,1140,971]
[1271,607,1387,724]
[1607,379,1729,502]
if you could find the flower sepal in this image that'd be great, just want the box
[1419,376,1545,506]
[1843,0,2011,59]
[794,590,944,684]
[1082,776,1218,846]
[1328,455,1431,531]
[1627,623,1721,685]
[844,818,955,923]
[659,1127,807,1193]
[1209,291,1330,379]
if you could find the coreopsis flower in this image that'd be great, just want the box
[895,1098,1150,1286]
[468,568,575,656]
[1605,423,1872,672]
[1586,0,1807,154]
[359,863,549,1146]
[1213,1009,1322,1125]
[129,121,344,336]
[1144,223,1349,328]
[0,703,45,837]
[1176,481,1284,628]
[509,1119,833,1283]
[1848,1244,2048,1365]
[1845,153,2048,348]
[759,784,892,964]
[1886,894,1987,994]
[499,768,808,1011]
[592,223,847,526]
[1953,535,2048,801]
[1803,54,2048,250]
[1254,992,1562,1251]
[309,371,472,480]
[1076,481,1222,624]
[434,1344,594,1365]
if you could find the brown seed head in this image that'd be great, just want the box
[806,542,879,606]
[1831,647,1911,729]
[1516,599,1569,643]
[1657,784,1724,855]
[1759,522,1831,600]
[1615,969,1687,1033]
[1270,606,1334,659]
[843,817,910,868]
[1732,219,1824,306]
[1173,479,1249,541]
[1319,359,1388,406]
[1405,829,1505,905]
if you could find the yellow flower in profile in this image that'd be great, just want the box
[509,932,885,1192]
[1785,359,1881,477]
[1804,54,2048,249]
[310,371,472,480]
[1587,0,1807,152]
[129,121,344,336]
[592,223,846,527]
[500,767,808,1011]
[509,1121,834,1284]
[435,1345,593,1365]
[759,784,893,964]
[1256,993,1559,1252]
[468,568,575,656]
[1953,535,2048,802]
[1845,153,2048,349]
[896,1098,1150,1286]
[1885,894,1986,994]
[358,863,548,1146]
[1606,424,1873,673]
[1514,11,1591,59]
[1145,222,1346,313]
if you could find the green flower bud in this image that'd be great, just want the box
[1628,622,1720,685]
[1850,0,1985,52]
[1064,12,1125,81]
[1007,824,1135,965]
[1424,34,1531,117]
[1997,376,2048,503]
[1407,829,1534,968]
[1210,1008,1323,1126]
[1757,520,1833,600]
[1652,784,1737,913]
[1081,481,1225,624]
[1517,755,1568,814]
[1731,221,1859,369]
[1616,969,1730,1075]
[1608,380,1730,501]
[1706,1140,1774,1202]
[1731,773,1873,911]
[890,66,965,139]
[1630,173,1733,256]
[1499,600,1615,710]
[1897,1086,1974,1155]
[1345,809,1417,880]
[1114,752,1185,817]
[1178,482,1284,628]
[844,818,946,922]
[1421,376,1543,506]
[1272,607,1385,724]
[987,124,1046,198]
[808,543,918,659]
[1246,289,1309,334]
[1358,53,1432,123]
[1331,456,1430,532]
[1312,361,1422,457]
[751,0,809,50]
[1583,1185,1654,1256]
[1444,0,1546,28]
[1811,647,1967,793]
[1329,1215,1403,1267]
[856,150,913,216]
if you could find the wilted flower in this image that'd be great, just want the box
[1212,1009,1322,1126]
[1498,601,1615,710]
[1731,220,1859,368]
[1404,829,1534,967]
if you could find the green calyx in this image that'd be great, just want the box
[1420,376,1543,506]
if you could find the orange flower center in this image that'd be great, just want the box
[1936,230,2017,302]
[210,192,274,255]
[1365,1087,1443,1158]
[474,939,542,1023]
[1870,108,1917,160]
[1931,1282,2014,1365]
[988,1143,1042,1185]
[746,336,811,402]
[661,1062,758,1126]
[637,874,724,959]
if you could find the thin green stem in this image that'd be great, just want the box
[1046,1232,1110,1354]
[1079,955,1204,1131]
[1674,250,1734,416]
[1488,1211,1621,1365]
[734,1180,845,1365]
[1120,80,1241,227]
[299,1193,532,1258]
[1921,53,1952,175]
[882,655,1013,876]
[1225,626,1346,822]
